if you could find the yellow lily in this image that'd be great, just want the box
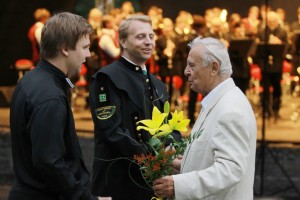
[168,110,190,132]
[137,106,168,135]
[152,123,172,138]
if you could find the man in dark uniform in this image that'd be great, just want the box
[89,15,181,200]
[9,12,97,200]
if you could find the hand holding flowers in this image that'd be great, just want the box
[133,101,191,199]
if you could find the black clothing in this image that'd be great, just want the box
[9,60,95,200]
[256,26,288,73]
[256,26,288,115]
[86,29,101,90]
[226,35,253,94]
[155,35,178,101]
[291,21,300,76]
[89,57,181,200]
[188,89,198,126]
[230,48,251,94]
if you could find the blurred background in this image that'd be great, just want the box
[1,0,300,199]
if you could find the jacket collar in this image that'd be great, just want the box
[191,78,236,135]
[38,59,74,88]
[119,56,146,76]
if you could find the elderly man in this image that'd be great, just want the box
[153,37,257,200]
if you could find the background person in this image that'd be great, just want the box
[27,8,50,65]
[256,11,288,121]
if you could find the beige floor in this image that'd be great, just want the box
[2,90,300,143]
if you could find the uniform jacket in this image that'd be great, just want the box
[9,60,95,200]
[172,78,257,200]
[89,57,181,200]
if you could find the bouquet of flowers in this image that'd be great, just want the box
[133,101,191,187]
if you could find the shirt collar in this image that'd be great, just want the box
[201,78,230,111]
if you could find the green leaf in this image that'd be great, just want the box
[149,137,161,148]
[167,134,175,141]
[164,101,170,114]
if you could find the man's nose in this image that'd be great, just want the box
[86,49,91,57]
[184,67,191,77]
[144,36,153,44]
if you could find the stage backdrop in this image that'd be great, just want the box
[140,0,299,22]
[0,0,299,86]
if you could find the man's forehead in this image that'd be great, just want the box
[129,20,151,29]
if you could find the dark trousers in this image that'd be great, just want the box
[261,72,282,114]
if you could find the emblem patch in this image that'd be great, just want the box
[99,93,107,102]
[95,106,116,120]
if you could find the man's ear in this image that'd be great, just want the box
[211,62,219,76]
[119,39,126,49]
[61,48,69,56]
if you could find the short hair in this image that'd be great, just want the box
[192,15,206,29]
[34,8,50,21]
[188,37,232,76]
[40,12,93,60]
[102,15,114,28]
[118,15,152,51]
[88,8,103,19]
[268,11,279,21]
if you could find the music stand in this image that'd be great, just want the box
[254,43,285,59]
[228,39,254,58]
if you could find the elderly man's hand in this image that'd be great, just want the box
[153,176,175,198]
[171,155,182,174]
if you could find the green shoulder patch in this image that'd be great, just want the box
[99,93,107,102]
[95,106,116,120]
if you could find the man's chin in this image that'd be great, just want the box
[143,54,152,60]
[67,70,80,78]
[190,86,197,93]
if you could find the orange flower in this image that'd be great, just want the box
[152,163,161,171]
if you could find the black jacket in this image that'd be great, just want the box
[9,60,95,200]
[89,57,181,200]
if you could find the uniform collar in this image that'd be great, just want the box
[38,59,74,88]
[119,56,147,74]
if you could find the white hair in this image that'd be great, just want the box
[188,37,232,76]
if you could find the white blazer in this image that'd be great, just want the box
[173,78,257,200]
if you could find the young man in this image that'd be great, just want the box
[9,12,97,200]
[89,15,181,200]
[153,37,257,200]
